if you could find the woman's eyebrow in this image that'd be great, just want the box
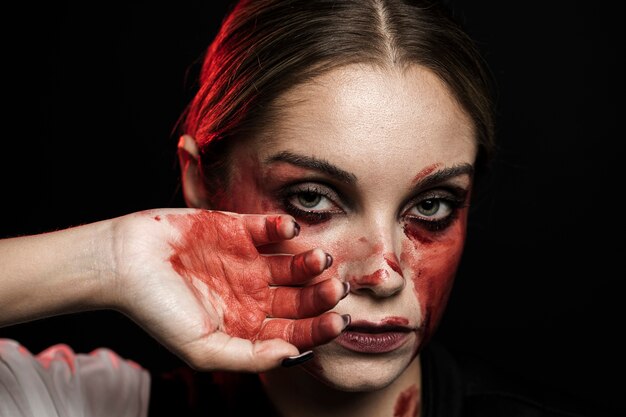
[264,151,358,185]
[413,163,474,189]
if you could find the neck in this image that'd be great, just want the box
[260,355,422,417]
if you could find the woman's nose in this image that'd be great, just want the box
[347,252,405,298]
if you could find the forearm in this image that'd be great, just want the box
[0,220,115,327]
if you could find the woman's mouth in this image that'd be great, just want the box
[335,319,413,354]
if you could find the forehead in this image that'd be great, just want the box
[248,63,476,178]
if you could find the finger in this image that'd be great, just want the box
[267,248,331,285]
[242,214,300,246]
[258,312,351,350]
[269,278,349,319]
[181,332,301,373]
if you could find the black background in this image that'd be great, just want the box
[1,1,624,415]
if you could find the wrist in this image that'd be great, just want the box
[0,219,120,326]
[83,218,119,310]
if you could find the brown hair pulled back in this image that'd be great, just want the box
[181,0,495,202]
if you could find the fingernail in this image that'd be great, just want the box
[281,350,314,367]
[325,253,333,269]
[341,314,351,330]
[341,282,350,299]
[293,220,301,237]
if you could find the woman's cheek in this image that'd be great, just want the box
[215,155,273,214]
[401,211,468,346]
[218,184,271,214]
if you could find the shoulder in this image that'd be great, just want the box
[0,338,150,417]
[422,341,612,417]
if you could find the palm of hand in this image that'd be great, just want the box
[166,210,343,350]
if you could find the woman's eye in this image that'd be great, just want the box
[296,192,322,208]
[281,185,343,225]
[278,183,344,225]
[403,190,467,233]
[289,191,335,211]
[410,198,453,220]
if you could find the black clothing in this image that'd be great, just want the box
[149,342,604,416]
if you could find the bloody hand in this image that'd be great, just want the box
[167,210,348,349]
[111,209,348,372]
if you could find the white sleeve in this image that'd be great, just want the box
[0,339,150,417]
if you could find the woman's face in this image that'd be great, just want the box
[217,64,476,390]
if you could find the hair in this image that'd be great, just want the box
[180,0,495,203]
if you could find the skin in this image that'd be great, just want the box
[181,63,476,416]
[0,206,347,373]
[110,208,350,372]
[165,210,347,349]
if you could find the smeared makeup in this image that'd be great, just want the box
[201,62,478,410]
[384,253,404,277]
[412,163,441,185]
[383,316,409,327]
[167,211,274,339]
[348,269,388,288]
[402,207,469,349]
[165,211,343,349]
[216,149,470,360]
[393,384,420,417]
[216,153,272,214]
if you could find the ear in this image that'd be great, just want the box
[178,134,211,208]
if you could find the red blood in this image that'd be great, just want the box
[394,384,420,417]
[348,269,387,288]
[384,253,404,277]
[382,316,409,326]
[167,211,275,340]
[216,154,268,213]
[201,150,467,356]
[401,208,468,349]
[411,163,441,185]
[402,223,433,245]
[153,215,161,222]
[165,211,339,349]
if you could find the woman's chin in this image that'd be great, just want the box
[301,340,417,392]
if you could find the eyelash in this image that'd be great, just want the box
[279,184,340,225]
[404,194,466,232]
[279,183,467,230]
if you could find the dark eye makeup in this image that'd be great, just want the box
[402,187,469,232]
[277,179,469,231]
[278,182,344,225]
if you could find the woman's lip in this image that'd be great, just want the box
[335,319,415,353]
[346,325,411,333]
[348,319,414,332]
[336,330,411,354]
